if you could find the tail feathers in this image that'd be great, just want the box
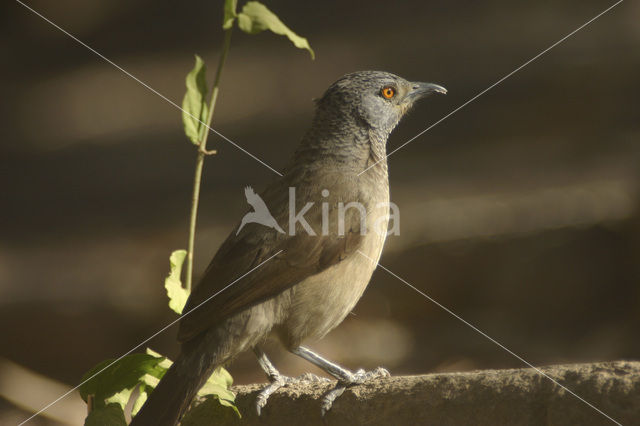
[130,344,218,426]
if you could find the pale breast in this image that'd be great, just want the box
[277,192,390,349]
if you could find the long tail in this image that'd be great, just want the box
[130,337,219,426]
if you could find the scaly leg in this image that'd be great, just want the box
[253,346,329,415]
[290,346,389,415]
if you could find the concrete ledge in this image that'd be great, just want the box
[182,361,640,425]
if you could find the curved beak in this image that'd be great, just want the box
[408,82,447,101]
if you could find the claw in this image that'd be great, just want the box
[298,372,332,383]
[255,373,332,415]
[320,367,390,416]
[320,384,346,416]
[352,366,390,382]
[254,348,291,416]
[256,375,287,415]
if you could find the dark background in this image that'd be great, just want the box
[1,0,638,424]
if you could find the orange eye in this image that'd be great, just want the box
[381,87,395,99]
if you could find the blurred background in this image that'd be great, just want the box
[1,0,639,423]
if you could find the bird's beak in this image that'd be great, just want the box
[407,82,447,101]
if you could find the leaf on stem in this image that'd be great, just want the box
[145,348,235,403]
[145,349,240,418]
[130,383,148,416]
[85,403,127,426]
[182,56,209,145]
[79,354,166,410]
[223,0,238,29]
[145,348,173,370]
[165,249,189,314]
[237,1,314,59]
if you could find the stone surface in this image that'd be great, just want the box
[181,361,640,426]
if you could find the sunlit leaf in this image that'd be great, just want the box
[139,349,169,391]
[139,372,161,390]
[237,1,314,59]
[182,56,209,145]
[146,347,173,370]
[105,387,133,410]
[165,249,189,314]
[199,375,235,401]
[130,383,148,417]
[196,366,237,415]
[140,349,239,417]
[198,381,234,400]
[199,366,233,396]
[212,366,234,388]
[79,354,165,410]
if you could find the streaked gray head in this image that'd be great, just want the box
[316,70,446,134]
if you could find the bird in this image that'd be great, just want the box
[130,71,446,425]
[236,186,285,235]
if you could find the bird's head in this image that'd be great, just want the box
[316,70,446,134]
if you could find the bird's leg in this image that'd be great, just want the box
[253,346,329,415]
[255,346,282,382]
[291,346,390,384]
[290,346,389,415]
[253,347,288,415]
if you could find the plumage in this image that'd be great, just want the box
[131,71,445,425]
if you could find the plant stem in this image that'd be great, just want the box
[185,27,233,292]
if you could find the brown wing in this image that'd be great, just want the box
[177,177,364,343]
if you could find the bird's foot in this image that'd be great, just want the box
[321,367,390,416]
[255,372,331,415]
[347,366,391,384]
[255,373,287,416]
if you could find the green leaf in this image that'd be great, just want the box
[80,349,239,422]
[182,56,209,145]
[140,348,170,391]
[129,348,170,416]
[84,403,127,426]
[223,0,238,29]
[105,387,133,410]
[237,1,314,59]
[130,384,148,417]
[196,366,234,398]
[181,395,241,424]
[196,366,237,415]
[213,366,234,388]
[198,381,234,400]
[218,395,242,417]
[79,354,165,410]
[139,373,160,389]
[165,249,189,314]
[146,347,173,370]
